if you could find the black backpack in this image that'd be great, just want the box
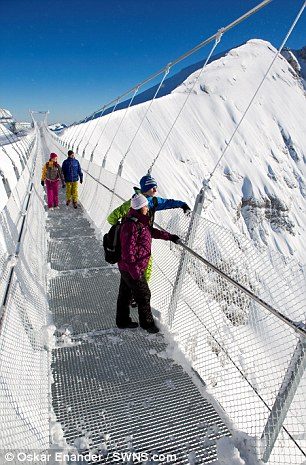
[103,217,140,264]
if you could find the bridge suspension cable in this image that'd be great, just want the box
[101,65,172,221]
[101,85,140,168]
[82,109,105,157]
[207,0,306,186]
[72,111,103,155]
[90,98,120,161]
[147,29,223,174]
[74,115,91,151]
[70,116,90,148]
[86,108,107,159]
[117,65,171,176]
[67,122,79,146]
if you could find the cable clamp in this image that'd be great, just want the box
[216,27,224,43]
[165,63,172,75]
[295,321,306,337]
[202,178,211,190]
[8,254,18,267]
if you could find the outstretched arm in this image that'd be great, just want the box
[151,227,180,244]
[151,227,171,241]
[150,196,188,211]
[107,200,131,225]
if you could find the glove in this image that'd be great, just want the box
[170,234,180,244]
[62,184,66,189]
[80,179,83,184]
[41,180,44,187]
[181,203,191,214]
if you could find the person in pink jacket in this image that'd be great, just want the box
[117,193,180,333]
[41,153,65,209]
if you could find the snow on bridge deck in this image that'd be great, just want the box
[47,192,231,463]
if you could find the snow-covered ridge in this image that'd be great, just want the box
[49,122,67,131]
[61,39,306,265]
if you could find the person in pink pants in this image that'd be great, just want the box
[41,153,65,209]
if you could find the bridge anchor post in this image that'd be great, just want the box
[261,335,306,462]
[167,179,210,327]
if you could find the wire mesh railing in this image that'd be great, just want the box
[76,159,306,465]
[0,128,50,450]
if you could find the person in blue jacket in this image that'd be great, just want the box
[108,174,190,226]
[62,150,83,208]
[107,173,190,283]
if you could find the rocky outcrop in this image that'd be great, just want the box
[239,176,295,248]
[282,49,301,76]
[279,126,300,162]
[241,194,294,235]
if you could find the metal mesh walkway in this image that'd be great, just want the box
[48,193,231,464]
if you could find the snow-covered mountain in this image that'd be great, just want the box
[61,39,306,266]
[49,122,67,131]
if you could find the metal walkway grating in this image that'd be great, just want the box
[48,224,95,239]
[46,205,92,232]
[52,332,230,464]
[49,268,138,335]
[47,194,231,464]
[48,236,107,271]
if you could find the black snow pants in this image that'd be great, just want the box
[116,271,154,328]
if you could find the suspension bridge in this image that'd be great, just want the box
[0,1,306,464]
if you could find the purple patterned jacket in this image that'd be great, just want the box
[118,209,171,280]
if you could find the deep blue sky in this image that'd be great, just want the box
[1,0,305,124]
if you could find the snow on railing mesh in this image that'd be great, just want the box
[78,159,306,465]
[0,132,50,450]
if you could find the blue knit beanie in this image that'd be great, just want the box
[140,174,157,192]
